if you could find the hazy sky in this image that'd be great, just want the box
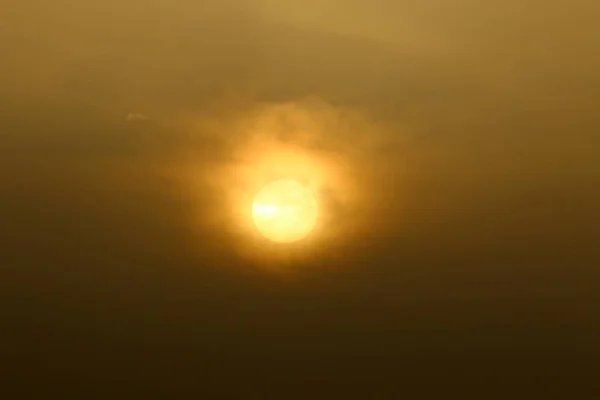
[2,1,599,396]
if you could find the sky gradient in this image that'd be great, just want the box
[2,1,599,397]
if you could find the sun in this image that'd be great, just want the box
[252,179,319,243]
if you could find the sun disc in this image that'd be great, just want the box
[252,179,318,243]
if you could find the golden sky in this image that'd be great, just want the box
[1,0,599,395]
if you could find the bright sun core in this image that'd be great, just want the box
[252,179,318,243]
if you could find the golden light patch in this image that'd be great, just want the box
[252,179,318,243]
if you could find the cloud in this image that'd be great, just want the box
[126,113,149,122]
[166,96,405,272]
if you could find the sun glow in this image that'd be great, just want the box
[181,99,387,269]
[252,179,319,243]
